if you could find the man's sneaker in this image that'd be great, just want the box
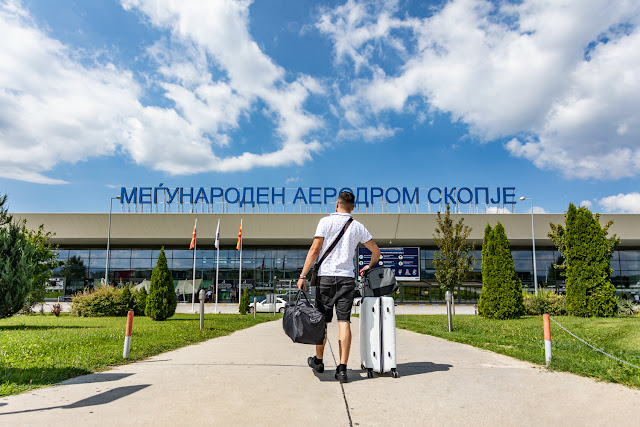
[335,369,348,383]
[308,356,324,373]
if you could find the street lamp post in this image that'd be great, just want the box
[520,196,538,295]
[105,196,121,285]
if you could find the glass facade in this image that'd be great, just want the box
[52,247,640,303]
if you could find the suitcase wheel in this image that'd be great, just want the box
[391,368,399,378]
[367,369,374,378]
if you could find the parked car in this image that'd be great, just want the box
[249,297,287,313]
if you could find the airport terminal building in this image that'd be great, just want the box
[15,186,640,303]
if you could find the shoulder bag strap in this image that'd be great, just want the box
[316,217,353,269]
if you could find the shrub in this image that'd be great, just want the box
[133,288,147,316]
[523,291,566,316]
[616,296,636,317]
[145,248,177,321]
[71,285,128,317]
[239,290,250,315]
[120,286,134,311]
[51,303,62,317]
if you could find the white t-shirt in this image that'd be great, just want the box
[314,212,373,278]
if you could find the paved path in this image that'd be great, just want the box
[1,320,638,426]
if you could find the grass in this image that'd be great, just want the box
[396,315,640,389]
[0,313,278,397]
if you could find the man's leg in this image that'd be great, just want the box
[337,321,352,365]
[316,335,327,360]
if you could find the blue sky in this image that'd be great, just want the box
[1,0,640,214]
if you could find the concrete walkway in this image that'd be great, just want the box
[1,319,638,426]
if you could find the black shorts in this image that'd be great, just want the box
[316,276,356,323]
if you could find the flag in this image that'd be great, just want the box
[261,257,265,270]
[215,219,220,250]
[282,256,285,270]
[189,220,197,250]
[236,221,242,250]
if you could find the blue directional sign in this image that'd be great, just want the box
[358,247,420,281]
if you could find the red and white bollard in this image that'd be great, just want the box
[123,311,134,359]
[543,314,552,367]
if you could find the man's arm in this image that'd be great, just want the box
[359,239,381,275]
[297,237,324,290]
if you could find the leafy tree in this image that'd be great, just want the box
[563,204,617,317]
[478,222,525,319]
[0,221,35,318]
[145,248,177,320]
[238,289,250,314]
[21,224,64,312]
[432,204,476,294]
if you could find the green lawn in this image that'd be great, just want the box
[0,313,277,397]
[396,315,640,389]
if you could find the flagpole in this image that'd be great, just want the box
[238,219,243,305]
[191,218,197,312]
[215,219,220,314]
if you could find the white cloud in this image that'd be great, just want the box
[0,0,324,184]
[0,0,140,184]
[337,124,400,142]
[597,193,640,213]
[579,200,593,209]
[319,0,640,179]
[485,206,511,214]
[531,206,549,214]
[121,0,324,174]
[285,176,300,184]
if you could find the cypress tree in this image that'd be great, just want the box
[239,289,250,315]
[145,248,177,321]
[478,224,496,317]
[564,204,617,317]
[478,222,524,319]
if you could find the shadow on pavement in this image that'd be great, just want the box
[63,373,134,385]
[394,361,452,377]
[0,384,150,416]
[310,361,452,382]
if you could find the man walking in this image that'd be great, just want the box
[298,191,380,383]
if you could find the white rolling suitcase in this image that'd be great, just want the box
[359,296,398,378]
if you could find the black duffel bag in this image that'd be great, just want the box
[282,291,326,345]
[362,267,398,297]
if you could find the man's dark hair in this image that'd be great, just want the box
[337,191,355,209]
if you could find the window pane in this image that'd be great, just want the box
[111,249,131,259]
[91,249,107,258]
[131,258,152,269]
[620,260,640,270]
[90,258,106,268]
[132,250,152,259]
[619,250,640,261]
[110,259,130,269]
[172,250,193,259]
[69,250,90,261]
[511,250,532,259]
